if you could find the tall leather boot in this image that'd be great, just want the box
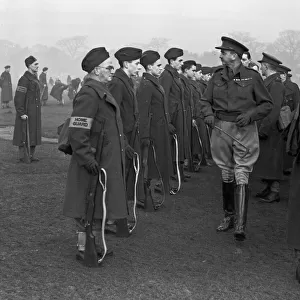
[234,184,249,241]
[216,181,235,232]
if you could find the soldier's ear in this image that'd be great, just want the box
[123,61,129,69]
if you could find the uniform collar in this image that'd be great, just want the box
[165,64,180,78]
[114,68,134,88]
[264,72,281,87]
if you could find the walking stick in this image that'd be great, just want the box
[97,168,107,264]
[214,125,250,157]
[170,134,181,195]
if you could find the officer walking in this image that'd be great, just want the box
[200,37,273,241]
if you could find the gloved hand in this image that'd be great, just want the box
[204,115,215,128]
[168,123,176,134]
[21,114,28,120]
[84,160,99,175]
[236,112,252,127]
[141,138,150,148]
[125,144,135,159]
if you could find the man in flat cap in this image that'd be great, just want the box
[137,50,172,207]
[200,37,273,241]
[160,48,187,182]
[39,67,48,106]
[12,56,42,162]
[254,53,285,203]
[63,47,128,261]
[277,65,300,175]
[0,65,13,109]
[108,47,145,225]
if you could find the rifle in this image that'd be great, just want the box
[83,127,105,267]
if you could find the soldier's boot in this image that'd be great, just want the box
[30,146,39,162]
[255,182,270,198]
[234,184,249,241]
[216,181,235,232]
[93,229,113,257]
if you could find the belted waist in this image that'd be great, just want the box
[215,112,240,122]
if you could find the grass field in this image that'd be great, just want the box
[0,96,299,299]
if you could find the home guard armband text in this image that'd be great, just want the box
[69,116,93,129]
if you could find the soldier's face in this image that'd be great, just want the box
[186,65,196,79]
[241,54,250,67]
[220,50,235,65]
[195,70,202,81]
[29,61,39,73]
[126,59,140,77]
[172,56,184,71]
[260,63,267,77]
[149,59,163,78]
[97,58,115,83]
[280,73,287,82]
[5,68,10,73]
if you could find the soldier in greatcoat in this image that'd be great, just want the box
[0,65,13,108]
[63,47,128,259]
[277,65,300,175]
[12,56,41,162]
[200,37,273,241]
[137,50,172,200]
[39,67,48,106]
[255,53,286,203]
[159,48,187,181]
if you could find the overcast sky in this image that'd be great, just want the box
[0,0,299,53]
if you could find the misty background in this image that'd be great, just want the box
[0,0,300,85]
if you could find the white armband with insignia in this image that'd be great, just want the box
[69,116,93,129]
[16,86,27,93]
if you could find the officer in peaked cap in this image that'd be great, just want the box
[108,47,144,235]
[200,37,273,241]
[254,53,285,203]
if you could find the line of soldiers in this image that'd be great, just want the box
[10,37,300,282]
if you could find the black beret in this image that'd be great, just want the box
[140,50,160,69]
[114,47,142,62]
[258,52,282,67]
[25,56,37,68]
[277,64,291,74]
[81,47,110,73]
[164,48,184,60]
[215,36,248,56]
[43,67,48,72]
[200,66,212,75]
[4,65,10,69]
[195,63,202,72]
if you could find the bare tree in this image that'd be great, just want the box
[56,36,88,60]
[228,31,265,61]
[273,30,300,68]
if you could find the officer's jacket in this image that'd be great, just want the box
[200,64,273,121]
